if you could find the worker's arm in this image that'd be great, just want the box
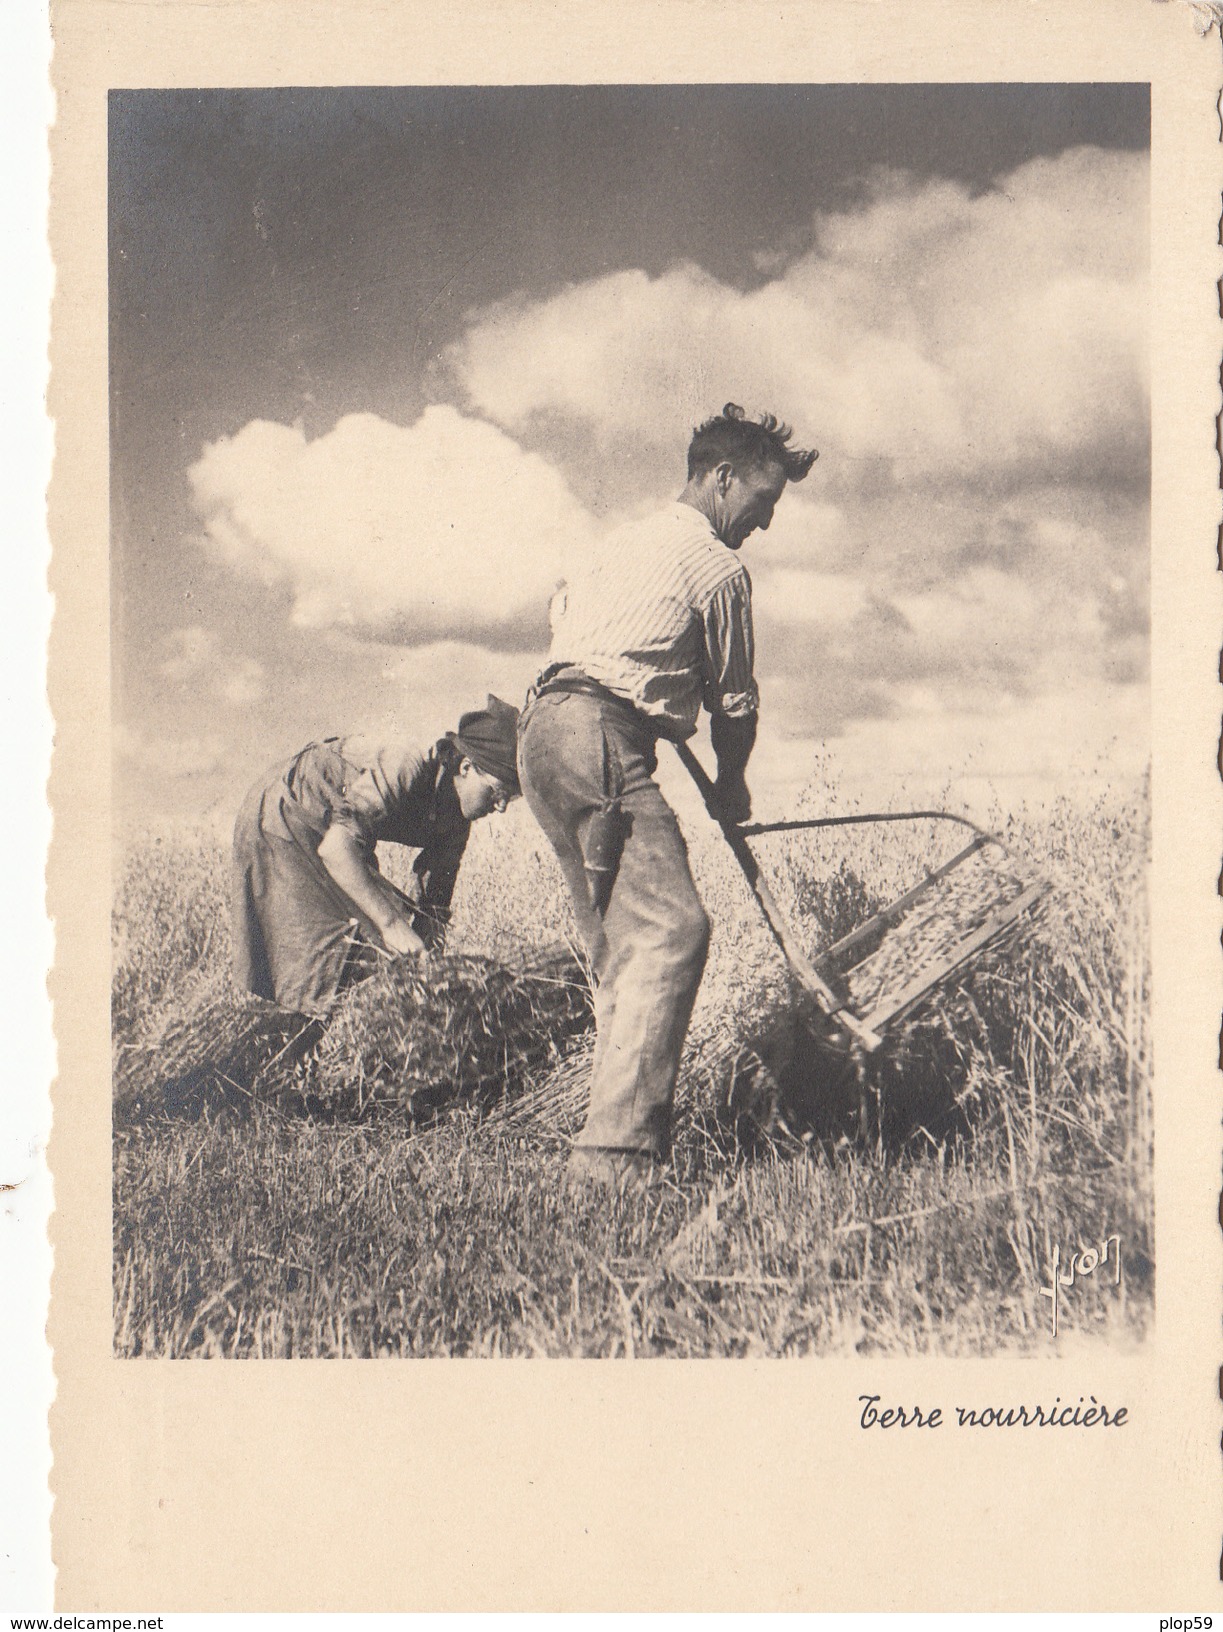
[316,821,427,956]
[702,573,757,824]
[709,711,756,824]
[410,821,471,951]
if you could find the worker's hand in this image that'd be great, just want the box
[380,915,428,958]
[709,713,755,825]
[712,773,752,825]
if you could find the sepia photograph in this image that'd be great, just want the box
[108,81,1154,1361]
[41,0,1223,1609]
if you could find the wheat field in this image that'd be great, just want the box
[111,772,1152,1358]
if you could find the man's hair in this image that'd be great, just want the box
[687,403,818,483]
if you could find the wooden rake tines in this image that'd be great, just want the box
[817,842,1049,1039]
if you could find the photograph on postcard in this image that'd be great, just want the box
[108,83,1153,1360]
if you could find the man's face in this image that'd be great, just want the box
[456,761,515,821]
[720,459,788,550]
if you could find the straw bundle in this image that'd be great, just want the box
[115,947,593,1126]
[113,967,321,1123]
[314,947,593,1121]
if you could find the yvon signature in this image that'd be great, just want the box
[1038,1234,1121,1336]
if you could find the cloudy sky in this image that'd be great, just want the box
[110,85,1148,825]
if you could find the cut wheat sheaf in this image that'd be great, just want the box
[114,844,1042,1143]
[114,947,594,1126]
[315,949,592,1120]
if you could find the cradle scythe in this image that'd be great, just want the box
[674,741,883,1052]
[674,741,1049,1055]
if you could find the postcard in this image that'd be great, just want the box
[45,0,1222,1610]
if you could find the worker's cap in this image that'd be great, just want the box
[447,695,521,796]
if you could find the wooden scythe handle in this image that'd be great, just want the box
[673,741,882,1052]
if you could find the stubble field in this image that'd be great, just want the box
[112,768,1152,1358]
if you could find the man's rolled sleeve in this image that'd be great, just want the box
[701,572,759,720]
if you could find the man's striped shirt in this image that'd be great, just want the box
[547,502,758,740]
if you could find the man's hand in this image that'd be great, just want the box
[709,712,756,826]
[380,913,428,958]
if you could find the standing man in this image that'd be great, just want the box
[518,404,817,1192]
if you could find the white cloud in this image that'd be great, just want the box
[889,567,1106,691]
[749,493,856,570]
[325,636,545,744]
[828,679,1150,799]
[174,148,1148,800]
[446,147,1147,494]
[750,675,1149,819]
[439,147,1149,783]
[187,406,599,645]
[751,566,871,628]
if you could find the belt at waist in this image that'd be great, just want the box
[531,666,671,740]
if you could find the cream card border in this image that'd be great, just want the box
[47,0,1223,1610]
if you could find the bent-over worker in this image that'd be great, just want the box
[518,404,817,1193]
[232,696,520,1020]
